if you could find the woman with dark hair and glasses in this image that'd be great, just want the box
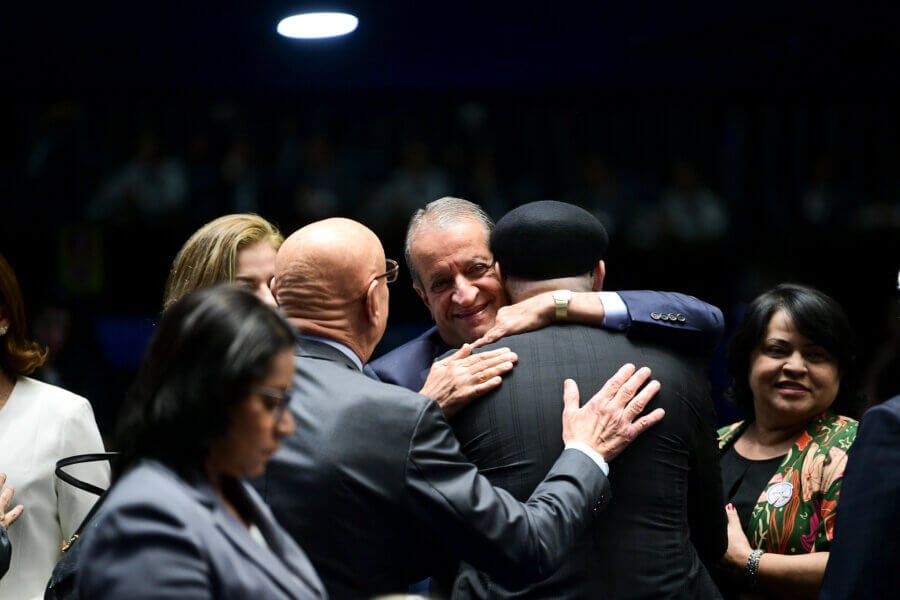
[715,283,861,600]
[76,284,326,599]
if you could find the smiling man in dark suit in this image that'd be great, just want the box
[368,196,724,416]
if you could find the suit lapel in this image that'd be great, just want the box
[189,478,317,598]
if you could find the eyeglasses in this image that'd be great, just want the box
[253,386,292,420]
[374,259,399,284]
[426,258,496,295]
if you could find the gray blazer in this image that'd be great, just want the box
[75,460,327,599]
[253,338,610,599]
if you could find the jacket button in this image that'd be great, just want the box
[676,313,686,322]
[650,312,661,320]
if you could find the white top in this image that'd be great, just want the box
[0,376,110,600]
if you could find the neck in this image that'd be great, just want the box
[507,275,592,303]
[294,319,371,364]
[739,420,805,459]
[204,460,248,528]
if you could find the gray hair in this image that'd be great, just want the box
[403,197,494,288]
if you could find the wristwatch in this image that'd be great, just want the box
[552,290,572,321]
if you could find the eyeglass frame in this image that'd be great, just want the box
[374,258,400,284]
[253,386,292,420]
[422,257,497,295]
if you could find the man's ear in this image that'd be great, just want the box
[365,280,383,325]
[413,284,431,310]
[592,260,606,291]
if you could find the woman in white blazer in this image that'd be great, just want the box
[75,284,326,599]
[0,254,110,600]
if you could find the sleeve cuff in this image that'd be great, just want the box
[564,441,609,476]
[598,291,629,331]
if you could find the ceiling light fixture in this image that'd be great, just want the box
[277,12,359,39]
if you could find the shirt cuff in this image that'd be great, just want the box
[598,291,629,331]
[564,441,609,476]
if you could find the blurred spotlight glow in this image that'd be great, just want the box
[277,12,359,39]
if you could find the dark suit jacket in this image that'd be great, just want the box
[0,524,9,580]
[820,395,900,600]
[368,290,724,391]
[449,325,727,599]
[76,460,326,599]
[255,338,611,600]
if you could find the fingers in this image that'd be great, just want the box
[422,347,517,417]
[471,361,516,393]
[1,475,23,528]
[471,329,500,348]
[624,378,660,418]
[585,363,637,409]
[566,364,664,462]
[630,407,665,433]
[446,343,475,361]
[470,347,516,364]
[467,348,517,383]
[0,478,13,509]
[1,504,23,528]
[725,503,742,525]
[562,378,580,415]
[611,366,653,409]
[614,376,662,441]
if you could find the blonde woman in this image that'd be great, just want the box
[163,213,284,309]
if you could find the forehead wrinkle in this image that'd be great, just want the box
[276,218,381,306]
[414,222,492,280]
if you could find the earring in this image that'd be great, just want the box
[0,325,7,336]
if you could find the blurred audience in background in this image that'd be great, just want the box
[3,93,896,446]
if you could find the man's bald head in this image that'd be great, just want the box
[273,218,390,362]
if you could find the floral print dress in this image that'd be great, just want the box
[717,410,858,554]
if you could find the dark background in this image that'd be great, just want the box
[3,1,898,436]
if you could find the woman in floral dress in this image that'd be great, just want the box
[716,283,860,600]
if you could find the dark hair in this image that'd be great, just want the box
[726,282,862,419]
[113,284,296,478]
